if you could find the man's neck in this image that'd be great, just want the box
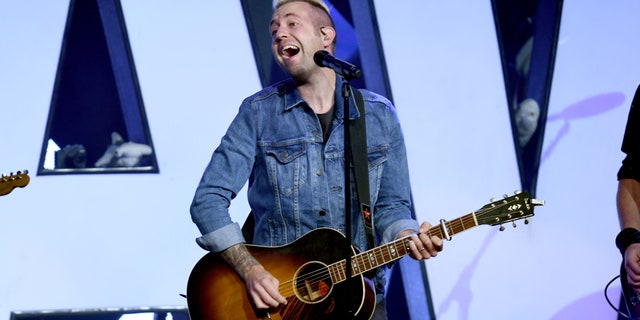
[296,70,336,114]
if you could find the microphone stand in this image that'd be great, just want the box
[341,76,356,318]
[315,50,363,318]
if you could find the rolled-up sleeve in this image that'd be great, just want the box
[195,223,245,252]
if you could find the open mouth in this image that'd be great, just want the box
[281,45,300,58]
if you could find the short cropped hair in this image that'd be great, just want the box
[272,0,337,50]
[273,0,330,16]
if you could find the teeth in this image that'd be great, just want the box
[282,45,299,55]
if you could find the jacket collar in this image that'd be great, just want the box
[279,77,361,120]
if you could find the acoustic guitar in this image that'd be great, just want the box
[186,191,544,320]
[0,170,29,196]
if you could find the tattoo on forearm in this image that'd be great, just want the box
[220,244,261,279]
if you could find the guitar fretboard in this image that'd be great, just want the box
[327,212,479,283]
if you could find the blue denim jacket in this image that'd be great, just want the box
[190,76,418,256]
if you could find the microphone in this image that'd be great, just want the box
[313,50,362,79]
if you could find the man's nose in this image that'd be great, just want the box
[274,29,288,41]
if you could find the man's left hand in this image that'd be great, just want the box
[398,221,444,260]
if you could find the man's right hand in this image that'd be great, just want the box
[244,264,288,309]
[219,243,287,309]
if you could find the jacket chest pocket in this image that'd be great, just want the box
[265,143,308,196]
[364,147,388,197]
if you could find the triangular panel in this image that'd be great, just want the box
[492,0,563,196]
[38,0,157,174]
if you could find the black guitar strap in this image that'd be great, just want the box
[350,88,376,249]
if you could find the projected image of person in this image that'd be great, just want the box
[189,0,443,319]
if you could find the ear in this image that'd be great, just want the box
[320,27,335,46]
[111,131,124,145]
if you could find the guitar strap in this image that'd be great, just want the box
[243,89,376,250]
[350,88,376,249]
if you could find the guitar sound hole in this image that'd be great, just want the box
[293,261,333,304]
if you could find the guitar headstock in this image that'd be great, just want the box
[475,191,544,228]
[0,170,30,196]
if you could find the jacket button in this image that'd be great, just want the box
[319,210,327,216]
[316,169,322,176]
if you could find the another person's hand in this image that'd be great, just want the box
[625,243,640,291]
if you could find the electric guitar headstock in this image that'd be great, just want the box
[475,191,545,230]
[0,170,30,196]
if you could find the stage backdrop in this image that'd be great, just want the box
[1,1,638,319]
[376,0,640,319]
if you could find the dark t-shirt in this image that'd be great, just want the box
[317,105,335,144]
[618,85,640,181]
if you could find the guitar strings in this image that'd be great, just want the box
[274,201,515,316]
[274,214,482,299]
[276,243,404,298]
[275,200,514,298]
[279,215,482,297]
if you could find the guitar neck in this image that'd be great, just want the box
[328,212,478,283]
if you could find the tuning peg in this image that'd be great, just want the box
[512,222,517,228]
[490,197,497,202]
[514,189,521,194]
[531,198,545,206]
[524,219,530,225]
[499,225,505,231]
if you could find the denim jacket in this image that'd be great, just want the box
[190,76,418,255]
